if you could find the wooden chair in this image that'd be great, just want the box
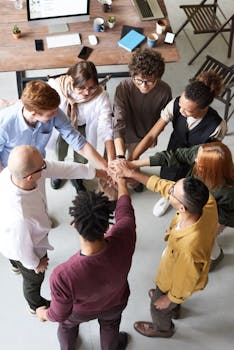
[192,55,234,121]
[175,0,234,65]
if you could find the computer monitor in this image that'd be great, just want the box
[26,0,90,33]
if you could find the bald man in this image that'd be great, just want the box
[0,145,102,314]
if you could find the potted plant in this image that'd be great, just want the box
[12,24,21,39]
[107,16,116,29]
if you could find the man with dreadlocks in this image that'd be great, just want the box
[36,177,136,350]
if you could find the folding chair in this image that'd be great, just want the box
[192,55,234,121]
[175,0,234,65]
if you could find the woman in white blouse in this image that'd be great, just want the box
[49,61,115,191]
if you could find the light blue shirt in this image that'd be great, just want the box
[0,101,87,168]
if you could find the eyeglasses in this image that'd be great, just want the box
[78,85,98,94]
[23,162,47,179]
[168,185,187,209]
[133,77,156,86]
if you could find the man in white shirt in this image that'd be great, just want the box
[0,145,101,314]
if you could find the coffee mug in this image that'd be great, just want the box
[147,33,158,48]
[156,19,168,35]
[93,17,105,32]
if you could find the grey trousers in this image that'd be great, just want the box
[150,286,178,331]
[57,125,87,164]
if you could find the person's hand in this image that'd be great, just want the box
[35,256,49,274]
[108,159,135,181]
[0,98,9,108]
[36,306,48,322]
[96,168,115,187]
[0,98,17,108]
[96,169,108,180]
[154,294,171,310]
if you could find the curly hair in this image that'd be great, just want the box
[69,191,115,241]
[186,71,223,109]
[128,48,165,79]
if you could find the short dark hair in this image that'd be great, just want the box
[69,191,115,241]
[182,177,209,215]
[128,48,165,79]
[185,81,214,109]
[186,70,223,109]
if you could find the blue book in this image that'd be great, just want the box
[118,29,146,52]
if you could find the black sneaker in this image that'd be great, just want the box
[71,179,86,193]
[51,178,62,189]
[118,331,129,350]
[133,183,144,193]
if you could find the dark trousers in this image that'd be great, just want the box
[57,125,87,164]
[150,286,178,331]
[58,303,126,350]
[9,259,49,311]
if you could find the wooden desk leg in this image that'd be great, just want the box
[16,71,25,98]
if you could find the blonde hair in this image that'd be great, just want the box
[21,80,60,113]
[193,142,234,189]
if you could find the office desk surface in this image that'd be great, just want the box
[0,0,179,72]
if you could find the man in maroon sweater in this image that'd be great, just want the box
[36,177,136,350]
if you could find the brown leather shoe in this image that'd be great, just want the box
[134,321,174,338]
[148,289,181,319]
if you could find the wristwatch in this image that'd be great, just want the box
[116,155,126,159]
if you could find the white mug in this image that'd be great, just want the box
[93,17,105,32]
[156,19,168,35]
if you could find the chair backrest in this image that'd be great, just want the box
[192,55,234,120]
[193,55,234,90]
[47,73,112,90]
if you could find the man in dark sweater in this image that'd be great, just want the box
[36,178,136,350]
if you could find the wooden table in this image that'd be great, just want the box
[0,0,179,71]
[0,0,179,94]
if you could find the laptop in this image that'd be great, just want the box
[131,0,164,21]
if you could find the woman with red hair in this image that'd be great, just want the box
[129,141,234,271]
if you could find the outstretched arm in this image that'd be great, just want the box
[131,117,168,160]
[114,137,125,158]
[105,140,116,162]
[78,142,107,170]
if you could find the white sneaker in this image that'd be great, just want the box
[10,265,21,275]
[28,307,36,315]
[153,197,170,217]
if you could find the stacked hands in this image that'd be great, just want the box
[108,159,137,182]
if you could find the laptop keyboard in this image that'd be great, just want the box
[135,0,153,18]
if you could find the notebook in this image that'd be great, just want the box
[120,25,143,38]
[131,0,164,21]
[118,29,145,52]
